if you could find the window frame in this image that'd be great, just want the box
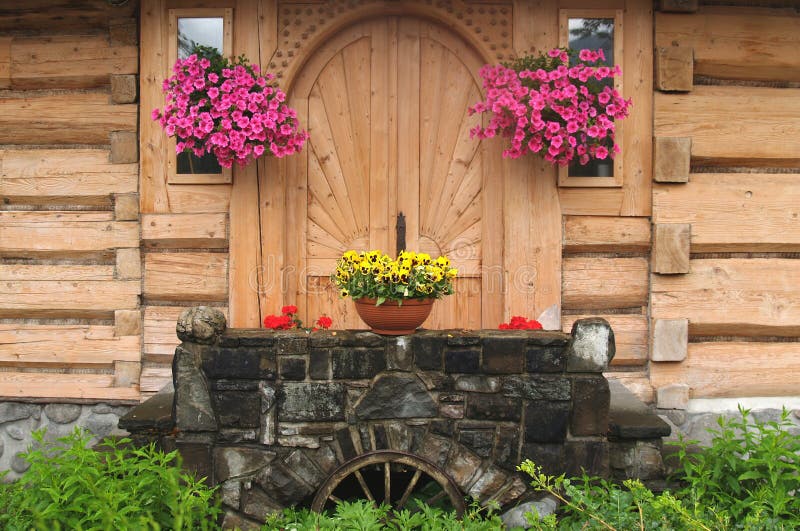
[557,8,624,188]
[166,8,234,185]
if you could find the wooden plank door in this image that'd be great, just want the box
[276,17,502,329]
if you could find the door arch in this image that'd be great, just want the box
[261,16,504,329]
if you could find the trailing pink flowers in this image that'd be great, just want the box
[469,48,631,165]
[152,47,308,168]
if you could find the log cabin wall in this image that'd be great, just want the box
[651,1,800,408]
[0,1,143,402]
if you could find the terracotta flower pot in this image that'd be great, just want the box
[353,298,435,335]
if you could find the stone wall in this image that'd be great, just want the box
[0,402,130,481]
[154,307,617,526]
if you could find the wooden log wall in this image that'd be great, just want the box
[651,4,800,405]
[0,1,143,402]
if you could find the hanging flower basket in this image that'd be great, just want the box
[469,48,631,166]
[152,46,308,168]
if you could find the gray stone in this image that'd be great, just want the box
[92,404,130,416]
[571,377,610,436]
[566,318,615,372]
[501,497,559,528]
[241,487,283,521]
[220,479,242,508]
[279,383,345,422]
[502,376,571,401]
[468,465,508,502]
[0,402,38,424]
[454,375,500,393]
[609,380,671,439]
[385,336,413,370]
[215,447,276,481]
[85,414,118,438]
[284,449,326,487]
[118,391,174,432]
[418,434,452,467]
[446,443,482,489]
[221,510,262,531]
[172,345,217,431]
[256,462,313,505]
[176,306,226,345]
[0,436,4,458]
[11,451,30,473]
[355,374,437,419]
[6,424,25,440]
[43,404,82,424]
[332,347,386,379]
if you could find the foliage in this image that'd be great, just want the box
[518,406,800,530]
[263,305,332,330]
[0,428,221,531]
[152,44,308,168]
[499,316,543,330]
[469,47,631,164]
[332,250,457,304]
[261,499,505,530]
[669,405,800,526]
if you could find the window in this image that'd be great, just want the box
[166,8,233,184]
[558,9,623,188]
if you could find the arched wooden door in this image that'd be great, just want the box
[270,17,503,329]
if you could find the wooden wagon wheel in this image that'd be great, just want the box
[310,450,466,516]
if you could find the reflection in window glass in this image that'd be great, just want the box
[568,18,615,178]
[177,17,224,174]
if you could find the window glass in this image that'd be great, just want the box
[567,18,615,178]
[176,17,224,174]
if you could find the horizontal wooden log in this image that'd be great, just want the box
[655,86,800,164]
[167,184,232,213]
[563,216,651,253]
[0,149,137,206]
[563,257,649,310]
[0,280,139,319]
[562,314,648,366]
[0,325,139,368]
[0,372,139,402]
[653,173,800,252]
[652,259,800,336]
[0,1,137,34]
[0,264,114,281]
[0,37,9,89]
[656,9,800,82]
[0,92,136,145]
[10,35,137,89]
[144,253,228,302]
[140,364,172,394]
[651,342,800,398]
[0,211,138,259]
[142,213,228,249]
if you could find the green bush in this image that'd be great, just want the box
[0,428,221,531]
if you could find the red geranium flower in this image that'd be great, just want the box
[281,305,298,316]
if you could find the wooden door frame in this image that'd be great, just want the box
[229,1,563,328]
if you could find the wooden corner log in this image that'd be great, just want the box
[114,193,139,221]
[115,309,142,336]
[655,46,693,92]
[658,0,698,13]
[109,17,138,46]
[653,137,691,183]
[651,318,689,362]
[111,74,138,104]
[110,131,138,164]
[113,360,142,387]
[116,247,141,279]
[653,223,691,274]
[656,383,690,410]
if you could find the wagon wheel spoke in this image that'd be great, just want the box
[396,469,422,510]
[353,470,375,502]
[425,490,447,507]
[384,462,391,505]
[328,494,342,504]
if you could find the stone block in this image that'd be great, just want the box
[175,440,213,483]
[217,429,257,443]
[458,428,494,457]
[214,392,261,428]
[466,393,521,422]
[373,424,389,449]
[526,345,566,373]
[256,462,313,506]
[222,510,263,530]
[566,318,615,372]
[502,375,571,401]
[355,374,436,420]
[494,425,521,470]
[444,348,480,373]
[440,403,464,419]
[203,348,267,379]
[278,383,345,422]
[214,447,276,481]
[521,443,564,476]
[571,377,610,436]
[430,419,455,437]
[275,336,308,356]
[279,356,307,380]
[172,345,216,432]
[481,337,525,373]
[654,137,691,183]
[565,441,609,477]
[219,479,241,509]
[411,334,446,370]
[43,403,81,424]
[0,402,39,423]
[454,375,500,393]
[657,384,690,410]
[177,307,226,345]
[332,348,386,379]
[110,74,137,103]
[652,318,689,361]
[418,434,452,467]
[385,336,414,370]
[468,465,509,503]
[524,401,570,443]
[241,486,283,521]
[309,348,331,380]
[284,449,327,488]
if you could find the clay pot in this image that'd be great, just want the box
[353,298,434,335]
